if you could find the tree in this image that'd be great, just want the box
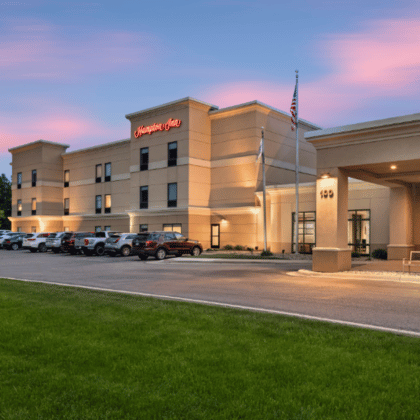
[0,174,11,229]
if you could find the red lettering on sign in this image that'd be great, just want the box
[134,118,182,138]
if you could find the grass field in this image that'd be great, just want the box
[0,278,419,419]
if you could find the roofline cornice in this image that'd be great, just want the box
[8,139,70,154]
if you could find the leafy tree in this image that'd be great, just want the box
[0,174,11,229]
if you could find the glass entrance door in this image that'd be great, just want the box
[348,210,370,255]
[211,224,220,248]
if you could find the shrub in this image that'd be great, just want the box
[261,250,273,257]
[372,248,387,260]
[234,245,244,251]
[224,244,233,250]
[246,247,254,253]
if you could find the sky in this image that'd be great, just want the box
[1,0,420,177]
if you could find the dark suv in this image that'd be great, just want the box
[132,231,203,260]
[62,232,92,255]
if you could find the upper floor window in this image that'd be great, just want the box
[64,198,69,215]
[105,194,111,214]
[96,164,102,183]
[64,170,70,188]
[95,195,102,214]
[17,172,22,189]
[167,183,177,208]
[32,170,37,187]
[17,199,22,216]
[168,142,177,167]
[140,186,148,209]
[31,198,36,215]
[140,147,149,171]
[105,162,111,182]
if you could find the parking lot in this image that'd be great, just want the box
[1,248,420,335]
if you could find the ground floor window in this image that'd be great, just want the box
[163,223,182,233]
[348,210,370,255]
[17,227,21,232]
[31,226,36,233]
[104,226,111,232]
[211,224,220,248]
[139,224,148,232]
[292,212,316,253]
[64,227,70,232]
[95,226,101,232]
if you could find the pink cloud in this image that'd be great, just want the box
[0,19,160,80]
[324,19,420,93]
[0,113,125,154]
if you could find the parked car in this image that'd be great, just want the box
[22,232,51,252]
[0,230,11,236]
[79,231,122,256]
[62,232,93,255]
[132,231,203,260]
[46,232,73,253]
[0,231,18,246]
[2,233,26,250]
[104,233,138,257]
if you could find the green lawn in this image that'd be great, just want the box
[0,278,419,419]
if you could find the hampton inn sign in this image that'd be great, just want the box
[134,118,182,138]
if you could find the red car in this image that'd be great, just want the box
[132,231,203,260]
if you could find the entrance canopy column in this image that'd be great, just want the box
[312,168,352,272]
[387,186,414,259]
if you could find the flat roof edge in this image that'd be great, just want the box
[8,139,70,153]
[125,97,219,119]
[209,100,321,129]
[62,138,130,156]
[305,112,420,139]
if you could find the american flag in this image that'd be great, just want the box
[290,84,297,131]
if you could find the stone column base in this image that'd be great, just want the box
[312,247,352,272]
[387,244,415,260]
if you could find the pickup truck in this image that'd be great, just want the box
[76,231,121,256]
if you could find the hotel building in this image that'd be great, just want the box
[9,97,420,271]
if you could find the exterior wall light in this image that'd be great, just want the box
[390,165,397,170]
[321,173,330,179]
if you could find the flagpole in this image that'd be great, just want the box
[294,70,299,255]
[261,127,267,252]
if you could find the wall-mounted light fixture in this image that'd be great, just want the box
[390,165,397,170]
[321,173,330,179]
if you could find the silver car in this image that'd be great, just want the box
[46,232,72,253]
[104,233,137,257]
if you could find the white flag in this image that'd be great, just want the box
[256,138,263,162]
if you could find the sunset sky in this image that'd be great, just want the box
[1,0,420,177]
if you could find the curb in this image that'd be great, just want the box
[291,269,420,284]
[169,257,313,264]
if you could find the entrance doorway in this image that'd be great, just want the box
[211,224,220,248]
[347,210,370,255]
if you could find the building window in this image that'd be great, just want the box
[105,194,111,214]
[168,142,177,167]
[211,224,220,248]
[105,162,111,182]
[292,212,316,254]
[163,223,182,233]
[64,198,69,215]
[139,224,148,232]
[17,172,22,189]
[64,170,70,188]
[348,210,371,255]
[167,183,177,207]
[31,226,36,233]
[95,226,101,232]
[31,198,37,216]
[95,195,102,214]
[32,170,37,187]
[17,199,22,216]
[17,227,22,232]
[64,227,70,232]
[104,226,111,232]
[96,164,102,183]
[140,186,148,209]
[140,147,149,171]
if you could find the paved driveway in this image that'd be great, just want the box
[1,250,419,335]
